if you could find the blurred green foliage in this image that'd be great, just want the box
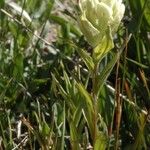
[0,0,150,149]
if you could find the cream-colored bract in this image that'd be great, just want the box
[78,0,125,48]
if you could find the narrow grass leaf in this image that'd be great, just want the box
[70,121,80,150]
[49,14,81,36]
[76,82,94,137]
[73,103,82,127]
[96,50,120,95]
[60,101,65,150]
[76,82,93,110]
[94,132,107,150]
[126,57,149,69]
[76,47,94,71]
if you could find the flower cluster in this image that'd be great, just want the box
[78,0,125,48]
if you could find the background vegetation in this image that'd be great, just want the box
[0,0,150,149]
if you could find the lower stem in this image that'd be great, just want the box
[92,62,99,144]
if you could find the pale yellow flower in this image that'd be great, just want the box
[78,0,125,48]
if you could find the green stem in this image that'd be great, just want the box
[92,62,99,144]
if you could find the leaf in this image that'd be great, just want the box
[73,103,83,127]
[42,122,50,136]
[0,0,4,7]
[60,101,65,150]
[140,0,150,31]
[96,50,120,96]
[33,78,49,84]
[63,70,71,93]
[128,0,150,31]
[6,1,32,22]
[8,22,18,37]
[0,78,13,102]
[126,57,149,69]
[49,14,81,37]
[93,28,114,63]
[51,73,68,99]
[94,132,108,150]
[133,113,147,149]
[96,35,131,96]
[69,121,80,150]
[13,53,24,80]
[76,47,94,71]
[51,73,75,110]
[76,82,95,137]
[76,82,93,110]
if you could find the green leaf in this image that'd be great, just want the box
[76,82,94,137]
[96,35,131,96]
[0,0,4,7]
[93,28,114,63]
[69,121,80,150]
[128,0,150,31]
[76,82,93,110]
[8,22,18,37]
[94,132,108,150]
[60,101,65,150]
[49,14,81,37]
[63,70,71,93]
[126,57,149,69]
[51,73,75,110]
[96,50,120,96]
[141,0,150,31]
[133,113,147,149]
[42,122,50,136]
[73,103,82,126]
[76,47,94,71]
[13,53,24,80]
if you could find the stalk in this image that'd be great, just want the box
[91,62,99,144]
